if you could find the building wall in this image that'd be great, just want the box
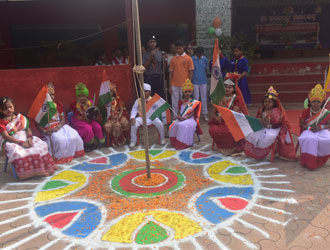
[195,0,232,57]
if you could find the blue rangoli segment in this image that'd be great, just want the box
[35,201,101,238]
[196,187,254,224]
[72,153,128,172]
[179,151,222,164]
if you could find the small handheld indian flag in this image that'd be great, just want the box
[146,93,171,121]
[28,85,57,128]
[210,38,225,104]
[214,105,263,141]
[98,70,112,125]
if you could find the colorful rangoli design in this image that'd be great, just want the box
[0,147,294,249]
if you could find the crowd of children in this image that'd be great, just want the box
[1,39,330,181]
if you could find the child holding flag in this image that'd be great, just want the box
[298,84,330,170]
[34,83,85,163]
[70,83,105,151]
[209,74,247,155]
[169,79,202,150]
[129,83,166,148]
[0,97,56,179]
[243,86,296,161]
[103,82,130,147]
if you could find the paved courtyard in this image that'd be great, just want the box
[1,104,330,250]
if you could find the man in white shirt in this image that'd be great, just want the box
[129,83,166,148]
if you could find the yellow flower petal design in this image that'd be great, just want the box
[35,170,87,202]
[102,211,202,243]
[207,161,253,185]
[129,150,177,160]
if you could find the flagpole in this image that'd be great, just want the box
[132,0,151,178]
[47,107,55,159]
[316,96,330,125]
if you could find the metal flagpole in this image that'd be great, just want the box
[132,0,151,178]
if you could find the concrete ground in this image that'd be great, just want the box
[1,103,330,250]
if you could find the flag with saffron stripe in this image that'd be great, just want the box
[306,106,330,128]
[210,38,225,104]
[214,105,263,142]
[146,93,171,121]
[98,70,112,125]
[28,85,57,128]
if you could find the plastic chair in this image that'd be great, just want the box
[67,111,74,124]
[137,124,160,145]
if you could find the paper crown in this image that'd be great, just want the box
[182,79,194,92]
[308,84,326,102]
[225,73,240,84]
[265,85,278,99]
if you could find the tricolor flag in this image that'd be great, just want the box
[146,93,171,121]
[214,105,263,142]
[306,103,330,128]
[28,85,57,128]
[98,70,112,125]
[160,109,172,125]
[210,38,225,104]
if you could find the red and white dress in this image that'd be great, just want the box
[0,114,57,179]
[42,102,85,164]
[244,107,296,161]
[169,99,203,150]
[209,94,247,154]
[298,108,330,169]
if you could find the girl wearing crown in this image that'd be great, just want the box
[36,83,85,163]
[169,79,203,150]
[70,83,105,151]
[102,82,130,147]
[298,84,330,170]
[0,97,57,179]
[243,86,296,161]
[209,73,248,155]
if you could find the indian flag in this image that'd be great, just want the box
[214,105,263,142]
[98,70,112,125]
[27,85,57,128]
[307,105,330,128]
[146,93,171,121]
[210,38,225,104]
[160,109,172,125]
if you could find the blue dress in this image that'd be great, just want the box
[229,57,252,105]
[209,56,229,79]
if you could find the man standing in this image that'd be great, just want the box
[143,35,165,98]
[169,40,194,117]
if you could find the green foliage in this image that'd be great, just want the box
[218,32,257,64]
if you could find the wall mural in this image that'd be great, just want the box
[0,145,296,249]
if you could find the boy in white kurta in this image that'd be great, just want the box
[129,83,166,148]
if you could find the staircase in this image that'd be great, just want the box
[248,59,328,103]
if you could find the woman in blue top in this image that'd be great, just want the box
[229,45,252,105]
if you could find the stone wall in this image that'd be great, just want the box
[195,0,232,57]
